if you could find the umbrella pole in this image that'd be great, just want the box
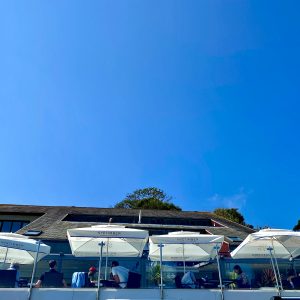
[159,243,164,300]
[267,247,280,296]
[97,241,105,300]
[105,238,109,280]
[271,239,283,291]
[273,254,283,291]
[290,256,296,275]
[28,240,41,300]
[2,247,8,266]
[183,244,185,273]
[215,244,224,300]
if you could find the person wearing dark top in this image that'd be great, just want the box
[7,262,20,288]
[233,265,250,288]
[287,270,300,289]
[35,260,67,288]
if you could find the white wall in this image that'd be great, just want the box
[0,287,296,300]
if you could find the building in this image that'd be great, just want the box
[0,204,255,285]
[0,204,254,250]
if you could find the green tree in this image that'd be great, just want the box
[115,187,181,211]
[214,208,245,225]
[293,220,300,231]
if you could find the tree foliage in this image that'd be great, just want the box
[214,208,245,225]
[293,220,300,231]
[115,187,181,211]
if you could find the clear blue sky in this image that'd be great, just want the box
[1,1,300,229]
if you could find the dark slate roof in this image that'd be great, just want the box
[0,204,254,243]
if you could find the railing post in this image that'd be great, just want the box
[270,239,283,292]
[28,240,41,300]
[58,252,64,272]
[182,244,185,273]
[105,238,109,280]
[215,244,224,300]
[96,241,105,300]
[267,246,281,296]
[158,243,164,300]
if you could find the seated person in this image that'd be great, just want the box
[233,265,250,288]
[35,260,67,288]
[181,271,197,288]
[87,266,97,287]
[111,261,129,288]
[7,262,20,288]
[287,270,300,289]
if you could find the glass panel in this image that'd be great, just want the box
[1,221,12,232]
[0,253,298,289]
[227,236,243,242]
[22,221,30,227]
[11,221,22,232]
[221,258,297,289]
[145,260,221,289]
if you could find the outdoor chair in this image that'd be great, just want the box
[0,269,17,288]
[291,276,300,289]
[43,271,64,288]
[18,278,28,287]
[126,271,141,288]
[100,279,118,287]
[175,274,182,288]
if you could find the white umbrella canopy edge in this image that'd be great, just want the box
[149,233,224,245]
[67,225,149,238]
[149,232,224,261]
[231,228,300,259]
[0,233,51,264]
[67,225,149,257]
[68,237,147,257]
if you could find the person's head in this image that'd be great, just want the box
[49,260,57,269]
[88,266,97,276]
[10,262,20,270]
[111,261,119,267]
[233,265,242,275]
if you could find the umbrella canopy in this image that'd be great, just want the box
[67,225,149,257]
[149,231,224,261]
[231,228,300,259]
[0,233,51,264]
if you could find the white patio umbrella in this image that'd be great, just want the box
[149,232,224,300]
[0,233,50,264]
[231,228,300,293]
[67,225,148,257]
[0,233,51,300]
[67,225,148,300]
[231,229,300,259]
[149,231,224,262]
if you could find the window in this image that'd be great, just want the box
[24,230,42,236]
[11,221,22,232]
[1,221,12,232]
[63,214,221,227]
[63,214,138,223]
[226,236,243,242]
[0,220,30,232]
[141,217,214,226]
